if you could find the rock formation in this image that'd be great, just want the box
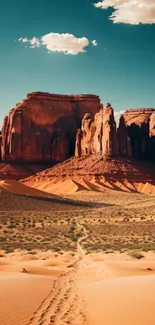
[149,112,155,160]
[93,109,103,154]
[123,109,155,159]
[75,129,82,158]
[1,90,155,183]
[21,105,155,196]
[0,131,2,161]
[117,115,132,157]
[150,112,155,137]
[102,103,117,157]
[75,103,118,158]
[80,113,95,156]
[75,106,155,160]
[1,92,101,163]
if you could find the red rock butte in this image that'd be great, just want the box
[0,92,101,163]
[75,104,155,160]
[0,92,155,192]
[21,102,155,196]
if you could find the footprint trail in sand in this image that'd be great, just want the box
[27,225,89,325]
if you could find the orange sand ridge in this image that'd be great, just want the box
[0,179,59,198]
[22,176,155,195]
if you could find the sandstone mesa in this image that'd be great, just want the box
[0,91,155,186]
[0,92,100,163]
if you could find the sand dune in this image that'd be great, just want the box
[0,275,54,325]
[0,252,76,325]
[0,179,98,213]
[78,253,155,325]
[20,255,39,261]
[141,182,155,194]
[0,259,64,277]
[85,275,155,325]
[22,175,155,195]
[0,179,58,198]
[1,250,155,325]
[21,155,155,196]
[40,179,80,195]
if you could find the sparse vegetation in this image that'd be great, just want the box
[128,251,145,259]
[0,188,155,254]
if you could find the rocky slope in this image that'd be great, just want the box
[21,155,155,195]
[0,162,52,180]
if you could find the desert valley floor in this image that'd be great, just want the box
[0,181,155,325]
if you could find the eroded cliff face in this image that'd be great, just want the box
[1,92,155,168]
[117,116,132,157]
[150,112,155,137]
[123,109,155,159]
[1,92,101,163]
[75,106,155,160]
[0,132,2,161]
[75,104,118,158]
[102,104,117,157]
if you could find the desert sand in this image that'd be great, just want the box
[1,249,155,325]
[84,273,155,325]
[0,179,59,198]
[22,175,155,195]
[1,180,155,324]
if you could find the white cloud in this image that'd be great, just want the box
[92,40,98,46]
[41,33,89,54]
[17,32,96,55]
[114,110,125,126]
[29,37,40,48]
[94,0,155,24]
[19,37,29,43]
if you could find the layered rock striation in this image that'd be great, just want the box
[1,92,101,163]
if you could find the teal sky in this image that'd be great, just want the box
[0,0,155,127]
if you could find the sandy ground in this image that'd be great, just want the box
[0,251,76,325]
[0,179,60,198]
[1,180,155,324]
[84,274,155,325]
[0,275,54,325]
[1,248,155,325]
[78,252,155,325]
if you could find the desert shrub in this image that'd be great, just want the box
[129,251,144,259]
[72,237,78,242]
[7,224,16,229]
